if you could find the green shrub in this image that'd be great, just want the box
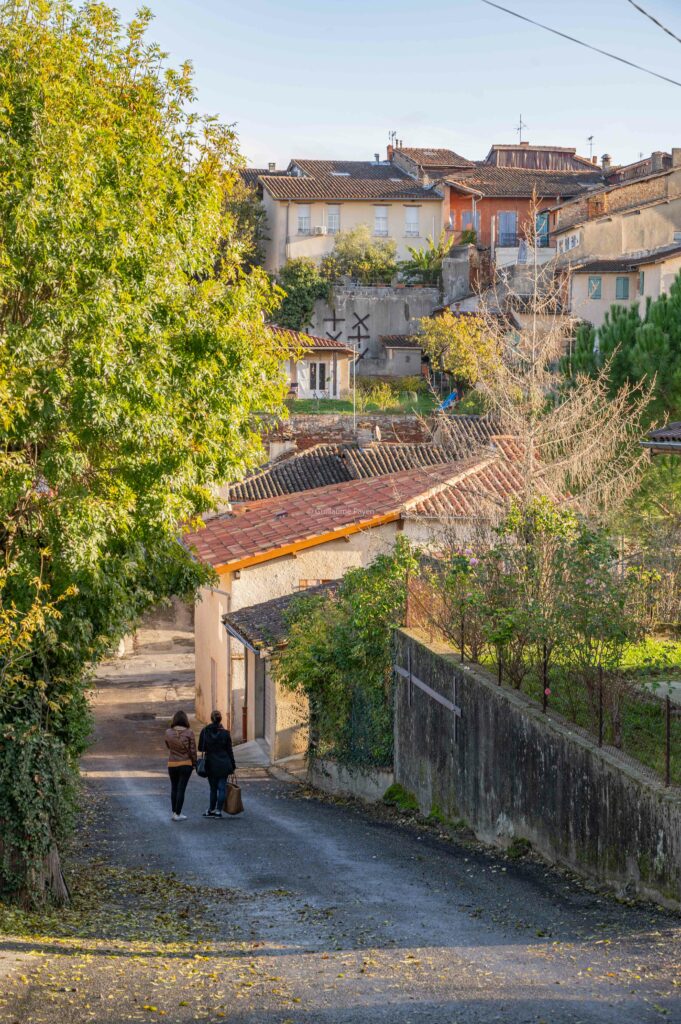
[383,784,419,812]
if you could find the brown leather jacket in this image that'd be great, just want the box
[165,726,197,767]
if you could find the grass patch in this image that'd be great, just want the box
[382,783,419,812]
[507,837,532,861]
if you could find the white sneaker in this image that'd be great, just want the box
[172,813,179,820]
[176,813,187,821]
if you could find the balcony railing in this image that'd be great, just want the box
[497,232,519,248]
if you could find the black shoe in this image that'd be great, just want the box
[203,810,216,817]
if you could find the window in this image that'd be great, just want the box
[404,206,419,237]
[309,362,327,392]
[588,275,602,300]
[674,230,681,243]
[535,212,550,247]
[327,205,340,234]
[615,276,630,300]
[497,211,518,247]
[374,206,388,236]
[297,204,310,234]
[461,210,480,234]
[639,270,645,294]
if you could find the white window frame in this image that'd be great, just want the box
[404,206,420,238]
[374,206,389,237]
[327,205,340,234]
[297,204,311,235]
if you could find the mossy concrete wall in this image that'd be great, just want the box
[394,629,681,908]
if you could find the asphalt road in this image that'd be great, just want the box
[2,619,680,1024]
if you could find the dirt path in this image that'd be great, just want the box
[1,612,680,1023]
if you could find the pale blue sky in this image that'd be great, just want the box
[113,0,680,168]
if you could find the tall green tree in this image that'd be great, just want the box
[0,0,289,901]
[563,275,681,421]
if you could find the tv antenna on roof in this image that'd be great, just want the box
[587,135,594,159]
[389,129,398,145]
[516,114,527,143]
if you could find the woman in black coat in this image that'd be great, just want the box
[198,710,236,818]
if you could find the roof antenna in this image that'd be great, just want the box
[516,114,527,143]
[587,134,594,159]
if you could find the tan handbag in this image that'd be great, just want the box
[224,774,244,815]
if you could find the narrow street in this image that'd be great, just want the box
[1,611,680,1024]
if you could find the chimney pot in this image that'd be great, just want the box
[520,140,529,147]
[268,161,276,172]
[592,155,598,164]
[387,143,394,162]
[601,153,612,171]
[651,150,667,172]
[374,152,380,163]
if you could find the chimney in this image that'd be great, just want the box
[374,152,380,163]
[601,153,612,172]
[520,140,529,147]
[672,148,681,168]
[592,155,598,164]
[651,150,666,172]
[268,161,276,172]
[387,143,394,162]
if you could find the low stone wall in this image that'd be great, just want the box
[394,629,681,908]
[266,413,433,452]
[309,758,394,803]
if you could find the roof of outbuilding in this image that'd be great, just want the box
[229,442,454,502]
[184,462,469,571]
[643,423,681,453]
[444,166,602,198]
[223,582,340,653]
[260,160,442,202]
[238,168,288,187]
[228,417,502,502]
[380,335,423,349]
[268,324,356,354]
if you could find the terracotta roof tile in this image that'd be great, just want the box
[261,160,442,202]
[445,166,602,199]
[223,582,340,652]
[186,462,468,569]
[269,324,355,354]
[398,147,474,169]
[229,438,479,502]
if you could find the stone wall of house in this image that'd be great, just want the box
[555,169,679,233]
[394,628,681,908]
[265,413,434,454]
[309,285,440,366]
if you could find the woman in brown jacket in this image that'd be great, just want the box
[165,710,197,820]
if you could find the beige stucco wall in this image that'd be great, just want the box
[289,352,351,399]
[194,585,231,725]
[193,523,399,749]
[569,253,681,327]
[555,191,681,265]
[261,192,443,273]
[569,271,639,327]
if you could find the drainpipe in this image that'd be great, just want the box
[285,201,291,262]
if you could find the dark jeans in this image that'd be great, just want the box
[208,775,228,813]
[168,765,193,814]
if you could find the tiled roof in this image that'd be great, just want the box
[260,160,442,202]
[229,442,453,502]
[184,462,468,570]
[445,166,602,198]
[643,423,681,453]
[223,582,340,653]
[572,244,681,274]
[238,168,287,187]
[437,414,503,458]
[380,335,423,349]
[269,325,355,354]
[397,147,474,169]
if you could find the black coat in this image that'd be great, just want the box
[199,724,236,779]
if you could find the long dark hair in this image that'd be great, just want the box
[171,710,190,728]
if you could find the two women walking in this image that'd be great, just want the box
[164,708,237,820]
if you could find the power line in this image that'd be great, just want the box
[626,0,681,45]
[480,0,681,88]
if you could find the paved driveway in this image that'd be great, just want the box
[2,621,680,1024]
